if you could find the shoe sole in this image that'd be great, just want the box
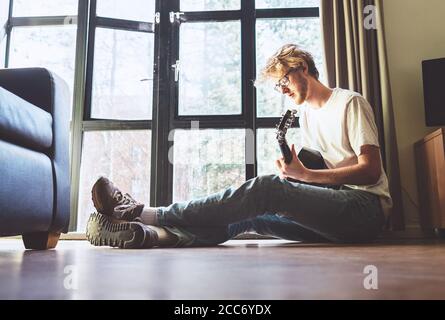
[86,212,147,249]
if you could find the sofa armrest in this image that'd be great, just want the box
[0,67,71,233]
[0,68,57,114]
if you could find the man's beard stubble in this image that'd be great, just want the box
[294,73,308,105]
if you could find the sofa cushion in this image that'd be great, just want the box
[0,140,54,236]
[0,86,53,151]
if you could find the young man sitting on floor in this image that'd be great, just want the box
[86,44,392,249]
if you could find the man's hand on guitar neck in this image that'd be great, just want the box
[275,144,310,181]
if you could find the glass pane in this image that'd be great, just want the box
[96,0,156,22]
[181,0,240,11]
[257,128,301,176]
[13,0,78,16]
[91,28,154,120]
[0,0,8,68]
[0,38,5,68]
[78,130,151,232]
[179,21,241,115]
[256,0,319,9]
[9,26,77,102]
[173,129,245,202]
[0,0,8,25]
[256,18,325,117]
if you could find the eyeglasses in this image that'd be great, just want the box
[274,68,297,93]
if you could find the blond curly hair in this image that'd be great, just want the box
[260,44,319,81]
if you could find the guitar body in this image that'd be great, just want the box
[298,147,328,170]
[285,147,340,189]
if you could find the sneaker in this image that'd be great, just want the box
[86,212,158,249]
[91,176,144,221]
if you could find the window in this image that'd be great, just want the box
[0,39,5,67]
[180,0,240,11]
[5,0,78,106]
[96,0,156,22]
[172,129,245,202]
[0,0,7,24]
[91,28,154,120]
[256,0,320,9]
[0,0,8,66]
[167,1,322,215]
[74,0,156,230]
[178,21,241,115]
[257,128,301,176]
[256,16,325,117]
[0,0,325,232]
[78,130,151,231]
[9,25,77,97]
[12,0,78,16]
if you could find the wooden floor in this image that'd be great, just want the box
[1,238,445,300]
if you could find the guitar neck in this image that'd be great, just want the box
[279,139,292,164]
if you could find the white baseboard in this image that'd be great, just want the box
[60,232,86,240]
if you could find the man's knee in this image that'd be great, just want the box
[252,174,283,191]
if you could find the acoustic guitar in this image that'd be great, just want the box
[276,109,341,189]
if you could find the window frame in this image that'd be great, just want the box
[4,0,79,68]
[165,0,319,205]
[72,0,159,230]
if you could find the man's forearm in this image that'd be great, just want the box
[277,145,382,186]
[301,164,379,186]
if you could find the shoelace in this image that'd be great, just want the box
[112,190,141,217]
[112,190,138,206]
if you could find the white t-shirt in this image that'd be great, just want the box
[298,88,393,218]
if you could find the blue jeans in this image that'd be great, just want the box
[156,175,386,247]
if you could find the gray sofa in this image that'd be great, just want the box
[0,68,71,249]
